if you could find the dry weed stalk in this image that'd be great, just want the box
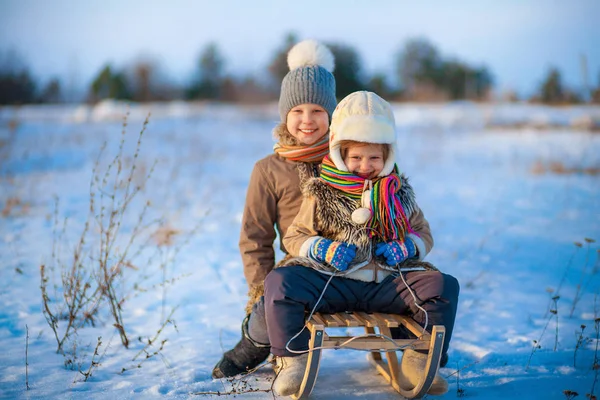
[545,241,581,320]
[590,317,600,398]
[25,324,30,390]
[575,324,588,368]
[570,238,597,318]
[555,242,582,298]
[563,390,579,399]
[552,295,560,351]
[455,361,466,397]
[119,307,178,374]
[443,359,478,397]
[80,337,103,382]
[584,247,600,296]
[192,362,275,397]
[526,297,559,370]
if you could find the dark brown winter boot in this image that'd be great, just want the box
[211,317,270,379]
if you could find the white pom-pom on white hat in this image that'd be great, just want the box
[287,39,335,72]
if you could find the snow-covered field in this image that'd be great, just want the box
[1,101,599,399]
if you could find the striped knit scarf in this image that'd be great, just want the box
[320,155,414,242]
[273,135,329,163]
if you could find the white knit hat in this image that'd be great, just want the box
[329,91,397,177]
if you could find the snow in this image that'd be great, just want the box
[1,100,599,399]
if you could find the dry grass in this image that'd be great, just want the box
[0,118,30,218]
[151,225,181,247]
[2,196,30,217]
[531,160,600,176]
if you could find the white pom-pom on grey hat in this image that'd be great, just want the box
[287,39,335,73]
[278,40,337,122]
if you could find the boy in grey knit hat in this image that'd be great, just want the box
[212,39,337,379]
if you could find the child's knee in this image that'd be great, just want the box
[264,269,287,300]
[264,266,304,297]
[264,268,286,290]
[411,271,458,299]
[443,273,460,298]
[420,271,445,293]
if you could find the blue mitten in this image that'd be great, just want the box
[309,237,357,271]
[375,239,417,266]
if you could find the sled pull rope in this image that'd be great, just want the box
[397,265,429,334]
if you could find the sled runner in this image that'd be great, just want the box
[291,311,445,400]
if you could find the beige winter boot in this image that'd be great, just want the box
[273,353,309,396]
[399,349,448,395]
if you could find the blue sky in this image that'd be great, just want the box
[1,0,599,98]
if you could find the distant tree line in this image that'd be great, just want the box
[1,35,599,105]
[0,49,62,104]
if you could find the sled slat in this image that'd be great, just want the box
[388,314,430,339]
[329,313,347,326]
[353,311,378,327]
[310,314,327,327]
[372,313,400,328]
[319,313,340,327]
[341,312,362,327]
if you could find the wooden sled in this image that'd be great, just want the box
[291,312,445,400]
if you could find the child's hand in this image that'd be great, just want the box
[375,239,417,265]
[309,237,357,271]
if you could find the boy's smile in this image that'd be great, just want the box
[343,143,385,180]
[286,104,329,145]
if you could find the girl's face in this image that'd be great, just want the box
[286,104,329,145]
[343,143,385,180]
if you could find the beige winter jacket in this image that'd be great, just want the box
[239,153,319,293]
[283,177,435,283]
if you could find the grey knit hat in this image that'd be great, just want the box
[278,40,337,122]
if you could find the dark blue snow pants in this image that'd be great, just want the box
[263,266,460,357]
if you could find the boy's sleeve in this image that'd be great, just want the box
[407,206,434,260]
[239,162,278,289]
[283,195,320,257]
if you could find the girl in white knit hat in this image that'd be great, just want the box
[264,91,459,396]
[212,39,338,379]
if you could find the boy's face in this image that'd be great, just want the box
[343,143,385,180]
[286,104,329,145]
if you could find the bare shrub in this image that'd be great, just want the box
[39,112,196,377]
